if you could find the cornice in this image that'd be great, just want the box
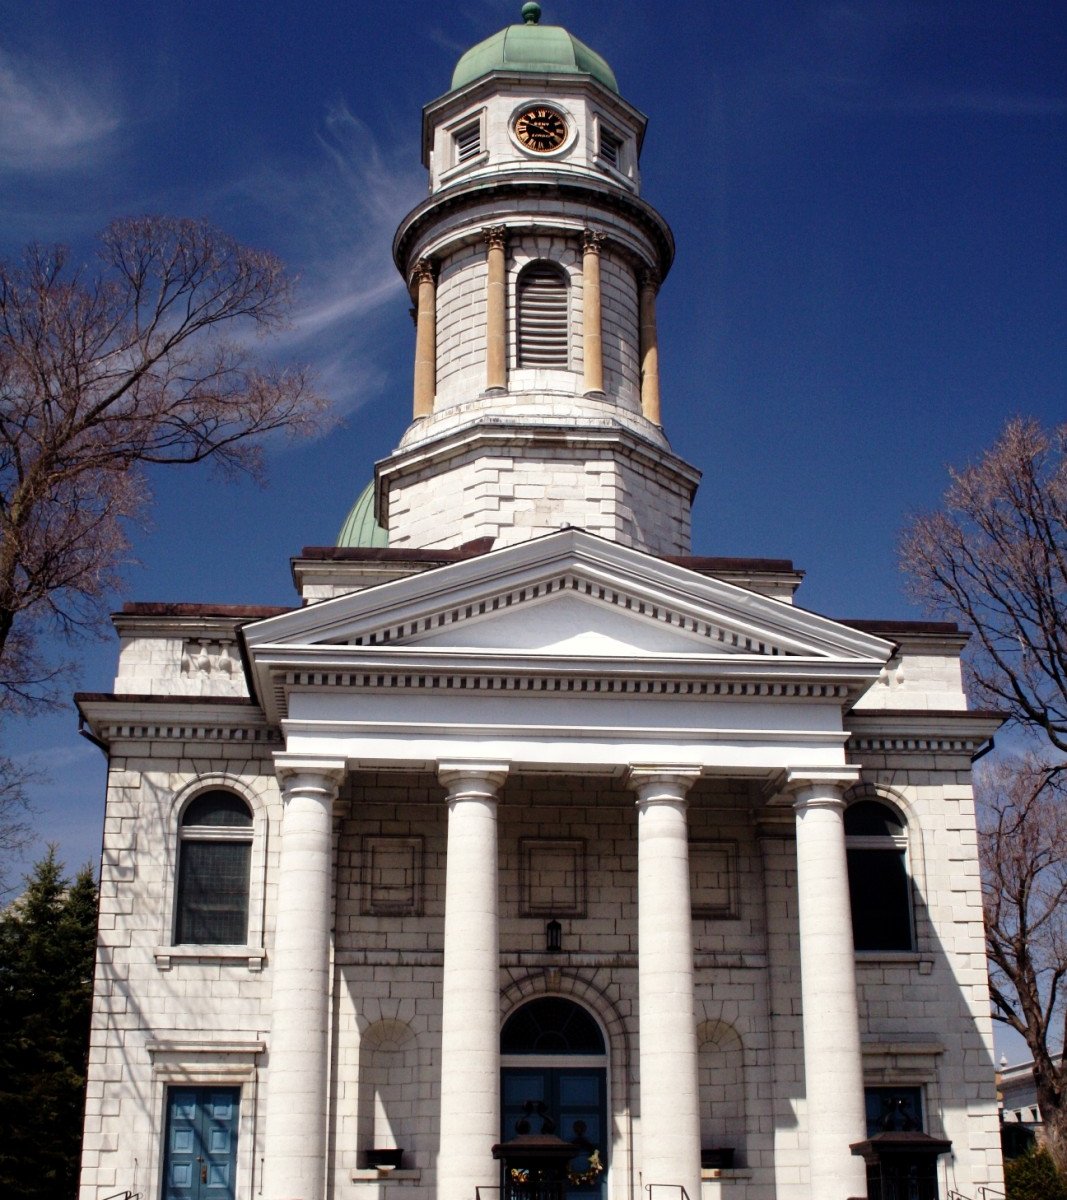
[393,171,674,278]
[75,693,278,749]
[256,649,880,726]
[845,709,1004,756]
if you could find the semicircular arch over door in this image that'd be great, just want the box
[501,997,609,1200]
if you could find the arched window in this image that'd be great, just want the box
[501,997,605,1055]
[844,799,914,952]
[175,790,253,945]
[517,262,569,367]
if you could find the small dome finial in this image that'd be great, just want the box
[521,2,542,24]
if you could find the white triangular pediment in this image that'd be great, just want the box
[243,530,894,665]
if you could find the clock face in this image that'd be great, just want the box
[514,106,568,153]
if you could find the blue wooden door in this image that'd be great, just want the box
[164,1087,240,1200]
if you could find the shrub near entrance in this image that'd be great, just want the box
[1005,1148,1067,1200]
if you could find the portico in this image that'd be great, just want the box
[244,528,890,1200]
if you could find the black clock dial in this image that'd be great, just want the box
[514,106,568,153]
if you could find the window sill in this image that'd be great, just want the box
[351,1169,421,1183]
[439,153,488,183]
[154,945,266,971]
[701,1168,752,1181]
[855,951,933,973]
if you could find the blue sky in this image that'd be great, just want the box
[0,0,1063,1049]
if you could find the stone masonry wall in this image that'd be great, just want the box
[81,750,1001,1200]
[79,748,279,1200]
[384,440,693,553]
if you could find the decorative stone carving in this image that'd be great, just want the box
[182,638,238,677]
[483,224,507,251]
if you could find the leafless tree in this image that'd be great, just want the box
[900,417,1067,753]
[0,756,33,895]
[979,755,1067,1172]
[0,215,327,713]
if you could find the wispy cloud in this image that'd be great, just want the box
[238,101,425,420]
[0,47,120,173]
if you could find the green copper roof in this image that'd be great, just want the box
[337,482,388,548]
[451,4,618,94]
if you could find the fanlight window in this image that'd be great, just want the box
[175,790,253,945]
[517,262,569,367]
[844,799,914,952]
[501,997,605,1055]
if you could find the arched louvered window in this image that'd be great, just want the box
[517,261,569,367]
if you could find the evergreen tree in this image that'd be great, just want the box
[0,849,98,1199]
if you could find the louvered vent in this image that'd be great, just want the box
[454,121,481,163]
[599,128,622,168]
[518,263,569,367]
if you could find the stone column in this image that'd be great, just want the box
[484,225,507,394]
[787,769,867,1200]
[639,270,662,426]
[263,756,346,1200]
[582,229,605,396]
[437,762,509,1200]
[629,766,702,1200]
[412,258,436,419]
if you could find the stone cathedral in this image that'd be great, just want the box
[78,8,1004,1200]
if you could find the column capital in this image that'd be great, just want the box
[639,267,661,293]
[412,257,435,286]
[483,224,507,251]
[273,754,346,794]
[438,761,509,799]
[627,765,701,806]
[582,228,605,254]
[782,766,860,810]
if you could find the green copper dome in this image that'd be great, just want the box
[451,4,618,94]
[337,482,388,548]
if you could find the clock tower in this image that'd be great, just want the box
[378,2,701,554]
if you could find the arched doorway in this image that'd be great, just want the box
[501,997,608,1199]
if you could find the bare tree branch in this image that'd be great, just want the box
[900,417,1067,753]
[0,755,35,895]
[0,216,329,712]
[978,755,1067,1171]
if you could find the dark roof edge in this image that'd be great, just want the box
[838,618,964,636]
[297,545,798,573]
[117,603,294,619]
[848,707,1005,721]
[75,692,261,707]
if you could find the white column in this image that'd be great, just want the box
[437,762,508,1200]
[263,756,345,1200]
[629,767,702,1200]
[787,769,867,1200]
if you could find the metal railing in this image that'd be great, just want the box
[101,1192,141,1200]
[475,1189,502,1200]
[978,1189,1006,1200]
[645,1186,691,1200]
